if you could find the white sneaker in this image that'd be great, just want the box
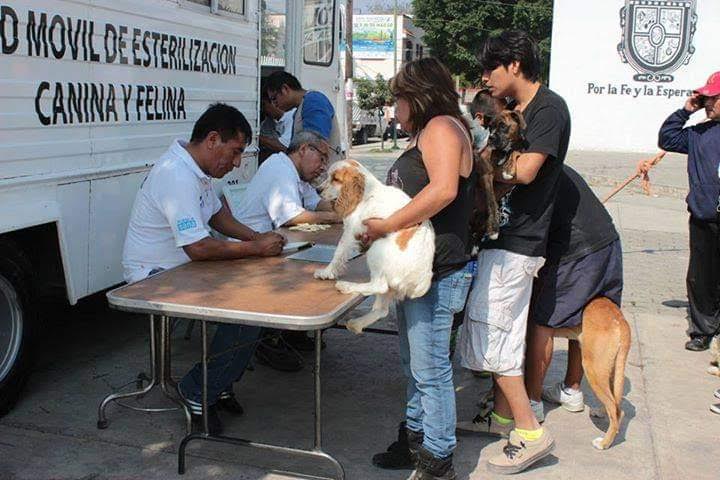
[542,382,584,412]
[530,399,545,423]
[714,388,720,400]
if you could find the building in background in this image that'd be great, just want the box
[351,14,427,80]
[550,0,719,153]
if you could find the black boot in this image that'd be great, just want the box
[372,421,423,470]
[407,447,456,480]
[685,335,711,351]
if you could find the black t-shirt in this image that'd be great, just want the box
[386,145,476,279]
[547,165,619,264]
[482,85,571,257]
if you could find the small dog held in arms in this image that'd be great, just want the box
[553,297,632,450]
[313,160,435,334]
[474,109,528,239]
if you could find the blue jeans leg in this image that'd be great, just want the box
[179,324,262,404]
[397,263,474,458]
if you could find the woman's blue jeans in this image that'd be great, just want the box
[397,261,474,459]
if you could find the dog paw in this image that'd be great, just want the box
[592,436,608,450]
[335,281,355,294]
[314,268,336,280]
[345,320,364,335]
[488,232,499,240]
[589,407,607,418]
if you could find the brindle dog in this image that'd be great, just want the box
[474,110,528,240]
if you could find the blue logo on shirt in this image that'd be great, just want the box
[177,217,198,232]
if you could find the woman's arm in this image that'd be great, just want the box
[364,116,465,240]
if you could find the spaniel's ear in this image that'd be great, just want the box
[333,167,366,217]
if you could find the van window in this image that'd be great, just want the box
[184,0,245,16]
[303,0,335,66]
[262,0,286,66]
[219,0,244,15]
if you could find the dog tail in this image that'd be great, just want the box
[612,309,631,415]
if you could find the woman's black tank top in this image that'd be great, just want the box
[386,142,476,279]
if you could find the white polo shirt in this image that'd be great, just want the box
[122,139,222,283]
[233,152,320,233]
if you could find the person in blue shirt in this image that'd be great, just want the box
[263,71,344,352]
[264,71,343,166]
[648,71,720,351]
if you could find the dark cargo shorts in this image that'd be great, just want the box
[531,239,623,329]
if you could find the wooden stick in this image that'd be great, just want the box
[601,151,666,204]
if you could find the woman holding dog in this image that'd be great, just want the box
[362,57,476,480]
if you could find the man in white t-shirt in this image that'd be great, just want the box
[122,103,285,434]
[234,130,339,232]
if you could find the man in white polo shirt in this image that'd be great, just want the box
[122,103,285,434]
[234,130,338,232]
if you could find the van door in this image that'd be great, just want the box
[286,0,346,148]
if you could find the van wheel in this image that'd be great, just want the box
[0,239,36,416]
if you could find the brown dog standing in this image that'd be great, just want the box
[553,297,631,450]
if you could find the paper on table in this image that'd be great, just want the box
[286,243,361,264]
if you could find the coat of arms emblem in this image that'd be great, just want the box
[618,0,698,82]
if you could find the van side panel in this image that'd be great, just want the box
[0,0,260,300]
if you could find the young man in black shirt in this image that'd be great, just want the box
[524,165,623,421]
[457,30,570,474]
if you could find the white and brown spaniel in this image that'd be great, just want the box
[313,160,435,334]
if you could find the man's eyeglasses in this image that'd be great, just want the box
[308,144,329,163]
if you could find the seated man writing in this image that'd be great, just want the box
[122,103,285,434]
[233,129,339,234]
[232,130,339,363]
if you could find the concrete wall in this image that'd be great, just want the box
[549,0,720,153]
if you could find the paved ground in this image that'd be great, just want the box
[1,140,718,480]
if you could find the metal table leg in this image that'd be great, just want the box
[160,315,193,433]
[178,326,344,479]
[97,315,191,433]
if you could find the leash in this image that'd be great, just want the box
[602,151,666,204]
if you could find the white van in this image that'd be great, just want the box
[0,0,347,414]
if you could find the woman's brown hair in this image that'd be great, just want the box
[390,57,470,137]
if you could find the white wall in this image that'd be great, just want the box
[550,0,720,153]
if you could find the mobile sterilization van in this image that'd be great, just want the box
[0,0,347,414]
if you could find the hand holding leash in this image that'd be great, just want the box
[604,151,665,203]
